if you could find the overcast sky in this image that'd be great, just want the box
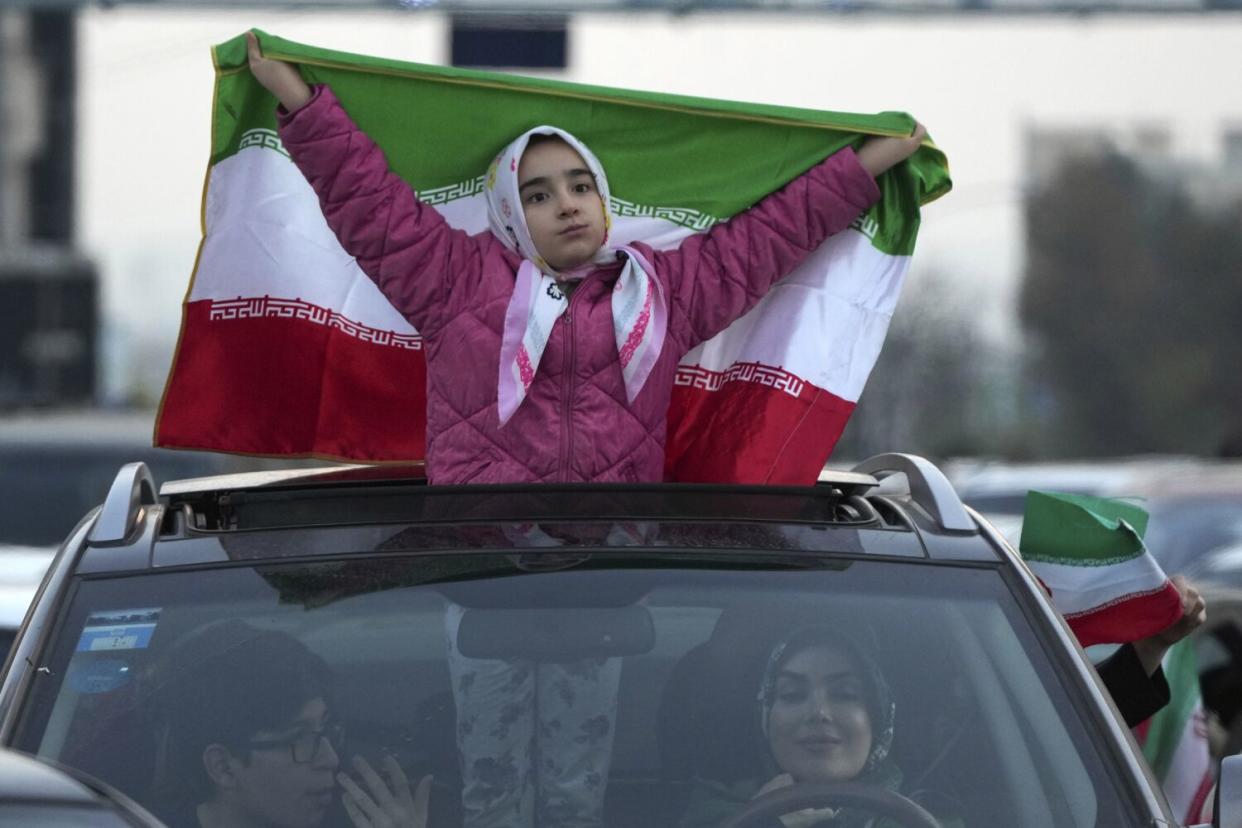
[76,9,1242,399]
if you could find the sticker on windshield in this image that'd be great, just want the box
[67,659,133,694]
[75,608,161,653]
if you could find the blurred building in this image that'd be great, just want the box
[0,8,97,407]
[1025,121,1242,209]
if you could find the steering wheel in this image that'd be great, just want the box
[720,782,942,828]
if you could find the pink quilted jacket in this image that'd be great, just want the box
[278,86,880,484]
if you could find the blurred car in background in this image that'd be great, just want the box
[0,410,235,551]
[0,409,315,663]
[1185,542,1242,589]
[0,746,167,826]
[1140,471,1242,576]
[0,410,232,664]
[0,548,57,661]
[1191,580,1242,759]
[944,457,1183,545]
[946,457,1242,573]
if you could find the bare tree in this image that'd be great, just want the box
[836,269,1006,462]
[1020,151,1242,456]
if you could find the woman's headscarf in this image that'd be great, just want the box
[484,126,667,426]
[756,626,902,826]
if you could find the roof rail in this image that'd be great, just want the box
[88,462,157,547]
[814,468,880,496]
[851,453,975,532]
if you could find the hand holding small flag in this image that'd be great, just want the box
[1131,575,1206,676]
[1018,490,1184,648]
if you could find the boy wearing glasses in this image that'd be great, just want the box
[152,620,429,828]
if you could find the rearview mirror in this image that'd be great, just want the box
[457,606,654,660]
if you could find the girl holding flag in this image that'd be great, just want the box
[246,33,924,828]
[244,32,926,487]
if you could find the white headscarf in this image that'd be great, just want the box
[487,126,667,426]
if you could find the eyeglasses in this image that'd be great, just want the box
[248,721,346,764]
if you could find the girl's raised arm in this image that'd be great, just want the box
[651,133,924,350]
[242,33,494,338]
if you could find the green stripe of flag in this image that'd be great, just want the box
[1019,490,1150,566]
[208,30,951,257]
[1141,639,1201,781]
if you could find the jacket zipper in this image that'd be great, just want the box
[558,275,594,481]
[559,309,573,480]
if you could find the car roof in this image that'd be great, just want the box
[74,455,1005,570]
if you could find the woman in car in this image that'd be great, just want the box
[679,626,961,828]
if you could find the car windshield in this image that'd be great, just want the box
[15,550,1138,828]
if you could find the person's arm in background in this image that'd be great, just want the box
[1099,575,1206,727]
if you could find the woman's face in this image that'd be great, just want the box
[766,643,873,784]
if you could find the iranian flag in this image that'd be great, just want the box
[156,31,950,482]
[1134,640,1214,825]
[1019,490,1183,648]
[1021,491,1212,821]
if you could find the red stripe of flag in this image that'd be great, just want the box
[666,380,854,484]
[1065,582,1183,648]
[158,301,427,461]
